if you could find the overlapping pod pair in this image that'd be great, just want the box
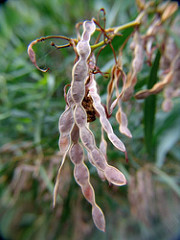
[106,55,132,138]
[54,20,127,232]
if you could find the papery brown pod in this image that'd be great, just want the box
[160,2,178,22]
[116,108,132,138]
[135,54,180,99]
[88,65,126,152]
[121,31,144,101]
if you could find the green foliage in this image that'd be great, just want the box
[144,50,161,157]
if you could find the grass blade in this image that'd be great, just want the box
[144,50,161,157]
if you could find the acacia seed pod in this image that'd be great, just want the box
[69,143,84,165]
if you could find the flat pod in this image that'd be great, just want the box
[116,109,132,138]
[92,205,106,232]
[74,104,87,127]
[73,59,88,82]
[71,124,79,143]
[67,88,75,107]
[108,133,126,152]
[88,152,106,181]
[77,42,91,59]
[71,81,85,104]
[83,21,96,40]
[69,143,84,164]
[59,108,74,134]
[105,165,126,186]
[82,184,95,204]
[74,163,89,186]
[91,148,106,170]
[88,73,126,153]
[80,126,95,151]
[58,135,70,154]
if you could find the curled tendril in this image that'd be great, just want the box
[27,35,73,72]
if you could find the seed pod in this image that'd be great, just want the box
[69,140,105,232]
[70,124,79,143]
[71,20,96,105]
[160,2,178,22]
[107,65,116,113]
[116,108,132,138]
[121,31,144,101]
[88,72,126,152]
[88,153,106,181]
[135,54,180,99]
[92,205,106,232]
[74,104,87,127]
[69,143,84,165]
[80,126,95,151]
[105,165,126,186]
[59,107,74,134]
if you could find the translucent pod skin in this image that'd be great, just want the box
[71,20,96,104]
[54,19,127,232]
[88,57,126,153]
[69,140,106,232]
[73,102,126,185]
[121,31,144,101]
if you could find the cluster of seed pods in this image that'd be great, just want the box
[53,20,127,232]
[27,2,180,231]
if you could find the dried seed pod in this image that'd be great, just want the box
[70,124,79,143]
[105,165,126,186]
[107,65,117,113]
[69,143,84,165]
[59,107,74,135]
[160,2,178,22]
[105,54,132,138]
[116,107,132,138]
[53,19,127,231]
[121,31,144,101]
[80,126,96,151]
[74,104,87,127]
[71,20,96,104]
[69,141,105,232]
[88,72,126,152]
[135,54,180,99]
[88,153,106,181]
[92,205,106,232]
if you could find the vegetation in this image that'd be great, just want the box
[0,0,180,239]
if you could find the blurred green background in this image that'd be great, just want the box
[0,0,180,239]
